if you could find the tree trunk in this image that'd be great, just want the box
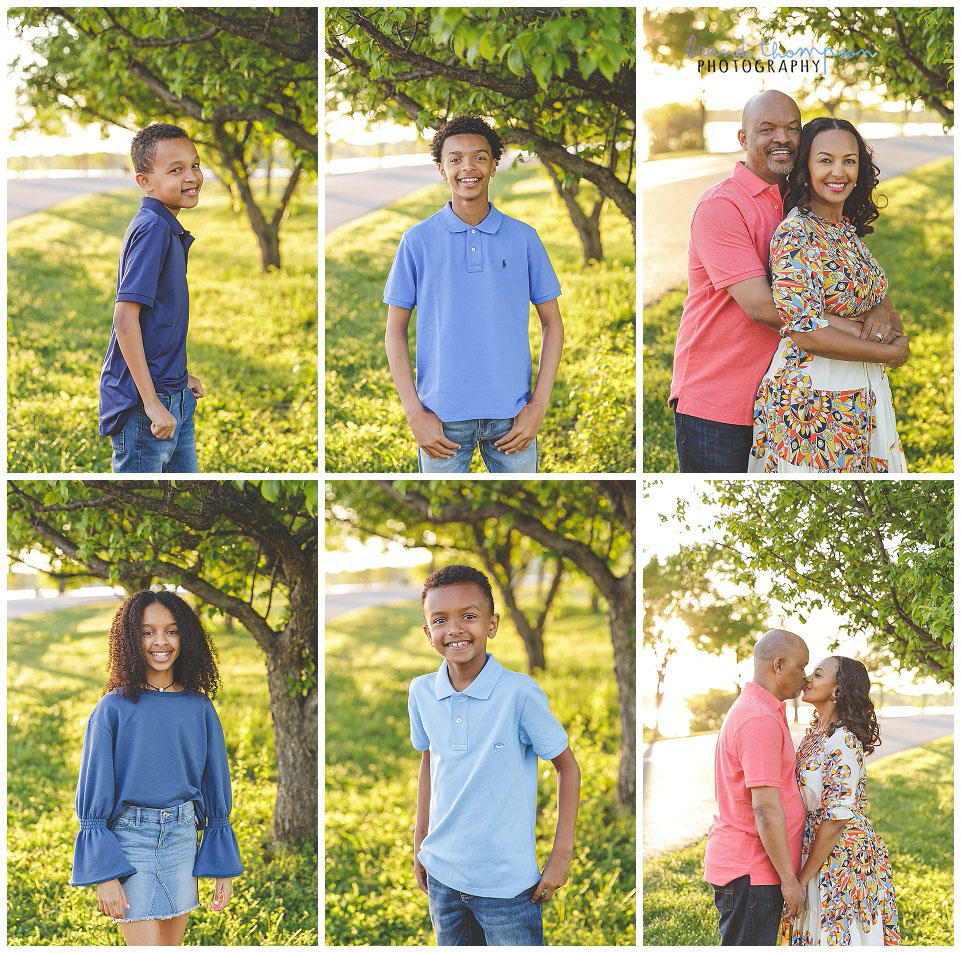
[609,573,636,808]
[264,557,318,844]
[541,157,605,264]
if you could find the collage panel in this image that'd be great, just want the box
[641,478,954,945]
[642,6,953,475]
[7,479,319,944]
[8,8,319,475]
[325,478,636,944]
[325,7,636,475]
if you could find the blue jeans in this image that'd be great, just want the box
[111,387,198,473]
[418,417,537,473]
[710,875,783,945]
[427,873,544,946]
[674,410,753,473]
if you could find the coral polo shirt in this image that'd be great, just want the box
[670,161,784,426]
[704,681,805,887]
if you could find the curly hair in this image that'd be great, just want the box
[421,564,495,615]
[784,117,887,237]
[103,590,221,703]
[131,122,191,174]
[821,655,881,755]
[430,115,503,165]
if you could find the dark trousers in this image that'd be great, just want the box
[674,411,754,472]
[710,875,783,946]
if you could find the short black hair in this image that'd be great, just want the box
[421,564,495,615]
[131,122,191,174]
[430,116,503,165]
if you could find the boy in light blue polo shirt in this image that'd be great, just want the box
[408,564,581,946]
[384,116,565,474]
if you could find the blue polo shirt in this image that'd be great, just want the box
[408,653,568,898]
[99,197,194,436]
[384,202,561,421]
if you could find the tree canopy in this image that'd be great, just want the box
[11,7,318,269]
[8,479,318,844]
[326,7,635,261]
[700,481,954,683]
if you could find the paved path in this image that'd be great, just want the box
[643,135,954,305]
[643,712,953,860]
[8,176,137,221]
[7,593,121,618]
[325,165,440,233]
[325,585,421,620]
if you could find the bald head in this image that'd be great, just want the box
[741,90,801,129]
[754,628,807,662]
[753,629,809,701]
[738,90,801,185]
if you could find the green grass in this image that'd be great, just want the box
[643,157,954,472]
[8,181,317,473]
[325,593,636,945]
[325,165,635,473]
[643,736,953,945]
[7,603,317,945]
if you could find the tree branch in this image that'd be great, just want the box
[102,10,219,48]
[186,7,317,63]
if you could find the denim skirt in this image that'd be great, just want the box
[112,802,200,922]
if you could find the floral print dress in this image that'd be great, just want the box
[749,207,906,473]
[790,725,900,946]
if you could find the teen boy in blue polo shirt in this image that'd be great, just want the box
[409,564,580,945]
[384,116,564,473]
[99,122,205,472]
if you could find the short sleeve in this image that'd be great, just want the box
[735,713,787,788]
[408,682,430,751]
[690,196,768,290]
[526,230,562,304]
[820,730,862,822]
[384,233,418,309]
[193,702,244,878]
[71,718,137,887]
[116,220,171,308]
[770,221,828,335]
[518,680,568,761]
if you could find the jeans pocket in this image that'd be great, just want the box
[113,817,132,831]
[713,886,735,914]
[182,388,197,421]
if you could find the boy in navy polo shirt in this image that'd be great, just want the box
[99,122,205,472]
[409,564,581,945]
[384,116,564,473]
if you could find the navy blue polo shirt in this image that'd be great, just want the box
[408,654,569,898]
[98,197,194,436]
[384,202,561,421]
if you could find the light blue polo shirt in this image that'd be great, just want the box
[384,202,562,421]
[408,653,568,898]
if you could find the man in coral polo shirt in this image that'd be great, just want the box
[704,629,809,945]
[669,90,901,472]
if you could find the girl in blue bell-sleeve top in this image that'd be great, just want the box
[71,590,244,946]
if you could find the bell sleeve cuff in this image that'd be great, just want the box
[193,816,244,878]
[70,819,137,886]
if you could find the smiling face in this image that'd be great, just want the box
[801,656,840,706]
[437,133,496,203]
[141,601,181,682]
[738,96,801,184]
[136,136,203,216]
[422,582,498,669]
[807,128,859,221]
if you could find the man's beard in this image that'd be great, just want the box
[767,156,795,178]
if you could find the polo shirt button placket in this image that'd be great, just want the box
[467,232,482,274]
[451,695,468,750]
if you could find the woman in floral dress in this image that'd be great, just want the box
[750,117,909,473]
[790,656,900,946]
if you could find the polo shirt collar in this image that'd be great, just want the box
[437,201,503,234]
[743,680,785,712]
[141,196,193,243]
[732,160,782,198]
[434,653,504,699]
